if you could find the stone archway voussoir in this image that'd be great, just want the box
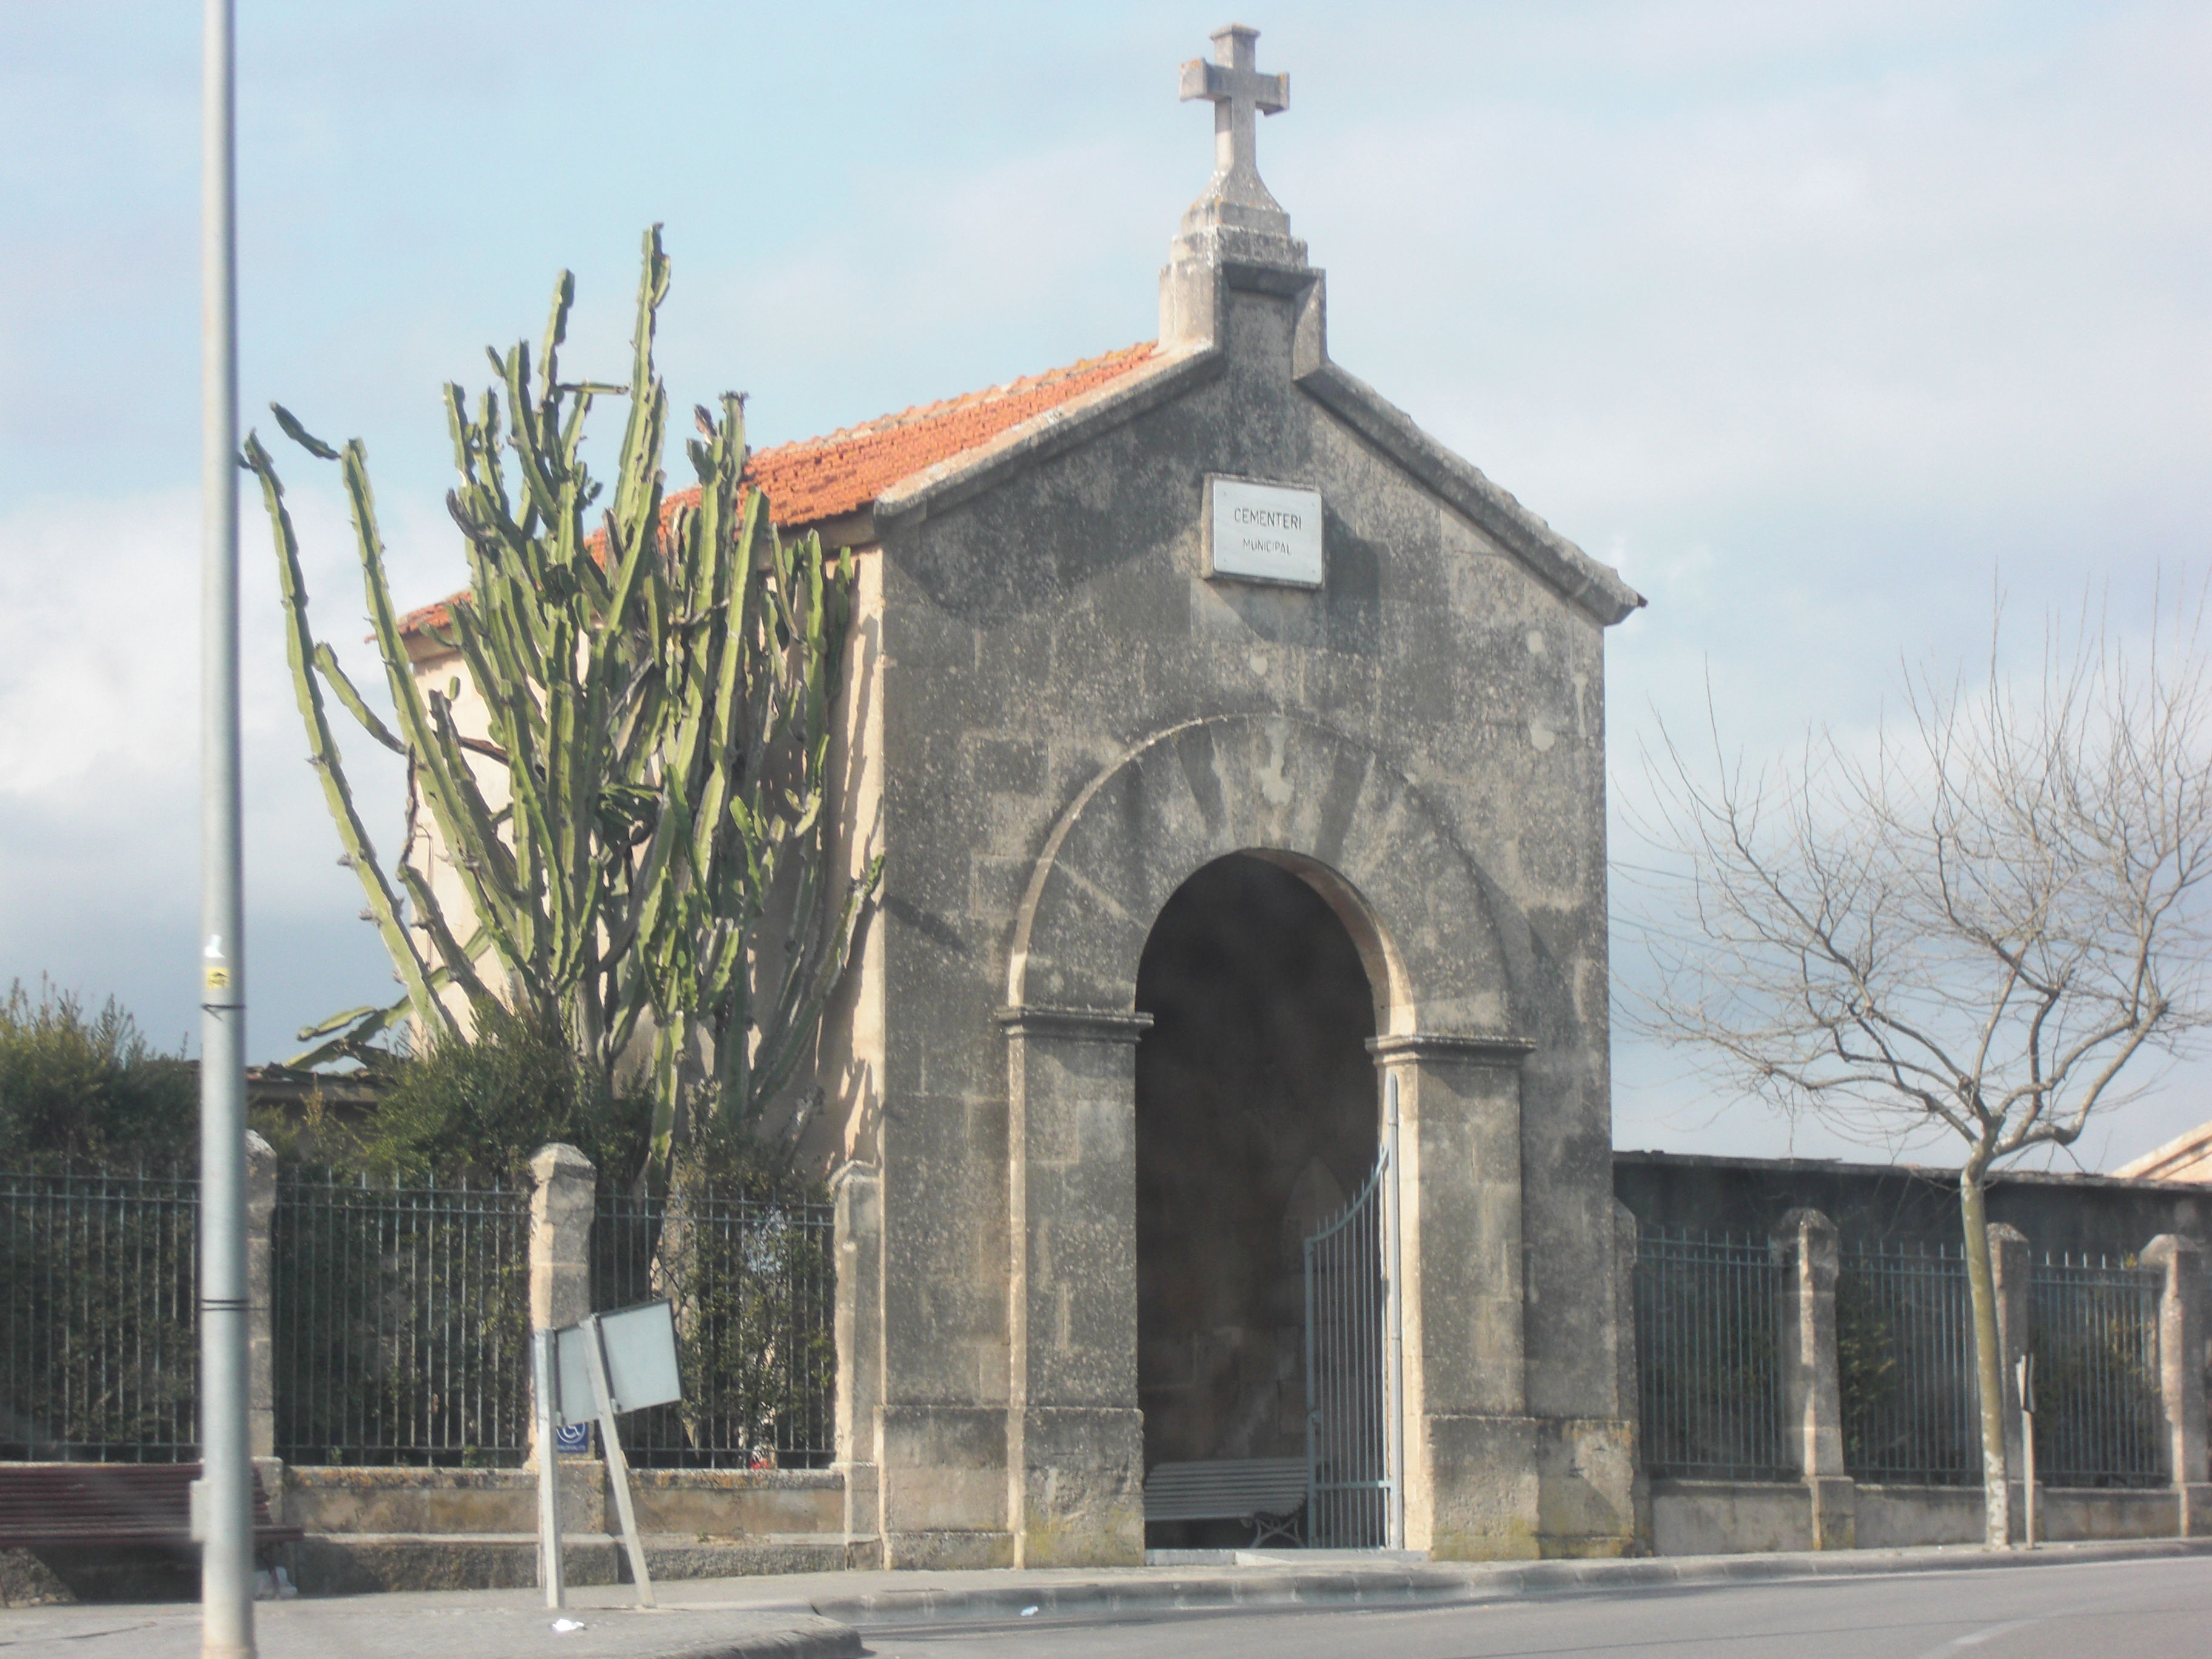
[1008,714,1513,1034]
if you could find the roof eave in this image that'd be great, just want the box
[797,506,878,551]
[1295,359,1646,629]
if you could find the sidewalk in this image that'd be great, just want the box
[5,1537,2211,1657]
[0,1582,860,1659]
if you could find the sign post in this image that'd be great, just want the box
[532,1330,566,1608]
[534,1301,680,1610]
[581,1316,654,1604]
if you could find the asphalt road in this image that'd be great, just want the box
[859,1555,2212,1658]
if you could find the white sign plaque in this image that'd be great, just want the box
[554,1299,680,1426]
[1204,475,1324,588]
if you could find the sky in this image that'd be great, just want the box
[2,1,2207,1171]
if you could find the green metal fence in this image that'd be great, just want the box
[2030,1253,2165,1488]
[590,1183,836,1469]
[0,1167,198,1461]
[1633,1230,1788,1480]
[1837,1239,1980,1485]
[270,1173,532,1466]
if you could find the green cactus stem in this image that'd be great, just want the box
[248,227,880,1184]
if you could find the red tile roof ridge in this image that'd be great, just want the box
[783,341,1157,447]
[396,339,1160,643]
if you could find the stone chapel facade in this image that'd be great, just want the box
[409,25,1647,1567]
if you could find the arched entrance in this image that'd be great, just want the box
[1133,852,1378,1548]
[1000,716,1553,1567]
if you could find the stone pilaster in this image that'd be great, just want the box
[1000,1005,1151,1567]
[1774,1208,1853,1549]
[2141,1235,2210,1535]
[831,1160,884,1561]
[1370,1033,1547,1560]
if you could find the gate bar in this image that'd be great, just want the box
[1384,1074,1404,1550]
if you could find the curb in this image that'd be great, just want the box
[814,1536,2212,1628]
[671,1615,864,1659]
[545,1618,861,1659]
[816,1566,1470,1627]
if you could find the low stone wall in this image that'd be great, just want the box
[281,1463,844,1541]
[1860,1482,2182,1547]
[1654,1477,2187,1553]
[2018,1487,2182,1544]
[286,1532,859,1595]
[285,1466,581,1535]
[1849,1484,1976,1549]
[629,1468,843,1538]
[1649,1480,1814,1557]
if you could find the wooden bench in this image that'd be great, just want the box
[1142,1457,1307,1547]
[0,1463,301,1551]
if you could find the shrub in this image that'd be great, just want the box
[0,981,194,1165]
[354,1004,652,1182]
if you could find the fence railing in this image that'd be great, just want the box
[591,1184,836,1469]
[271,1173,532,1466]
[0,1162,840,1470]
[1837,1239,1980,1486]
[0,1168,198,1461]
[1633,1231,1788,1480]
[2031,1253,2164,1488]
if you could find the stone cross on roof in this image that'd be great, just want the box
[1170,25,1305,274]
[1180,24,1288,198]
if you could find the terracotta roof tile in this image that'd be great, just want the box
[746,340,1157,525]
[398,341,1158,640]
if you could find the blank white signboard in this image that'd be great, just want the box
[1204,475,1324,588]
[554,1300,680,1426]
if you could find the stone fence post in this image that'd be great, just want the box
[244,1132,280,1519]
[525,1143,606,1546]
[2141,1235,2209,1536]
[244,1131,276,1461]
[1615,1201,1651,1552]
[1986,1224,2032,1537]
[1773,1208,1853,1549]
[529,1142,597,1330]
[528,1144,597,1470]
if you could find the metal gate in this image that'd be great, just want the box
[1302,1076,1404,1549]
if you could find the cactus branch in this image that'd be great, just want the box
[260,230,879,1186]
[244,429,455,1042]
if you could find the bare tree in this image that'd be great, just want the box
[1631,596,2212,1546]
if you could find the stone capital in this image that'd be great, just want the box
[1367,1032,1537,1067]
[996,1005,1155,1045]
[2142,1232,2204,1272]
[528,1141,596,1189]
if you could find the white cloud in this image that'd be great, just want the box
[0,483,423,1060]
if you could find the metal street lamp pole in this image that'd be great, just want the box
[198,0,256,1652]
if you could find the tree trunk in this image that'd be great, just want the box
[1959,1170,2012,1547]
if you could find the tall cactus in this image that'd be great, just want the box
[246,228,880,1185]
